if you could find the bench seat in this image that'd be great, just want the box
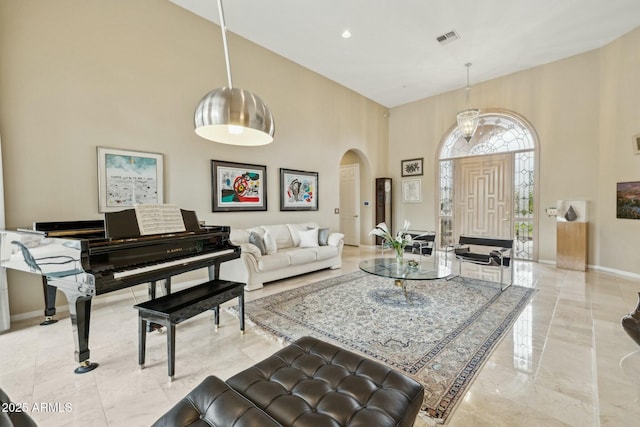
[134,279,244,380]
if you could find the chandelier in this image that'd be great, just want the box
[456,63,479,142]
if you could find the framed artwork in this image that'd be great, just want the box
[616,182,640,219]
[402,178,422,203]
[211,160,267,212]
[401,158,424,177]
[633,133,640,155]
[280,168,318,211]
[97,147,163,213]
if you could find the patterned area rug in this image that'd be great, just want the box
[231,271,536,423]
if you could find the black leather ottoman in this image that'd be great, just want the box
[151,375,280,427]
[227,336,424,427]
[0,387,37,427]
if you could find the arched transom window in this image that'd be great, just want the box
[439,110,538,260]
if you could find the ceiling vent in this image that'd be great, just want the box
[436,30,460,45]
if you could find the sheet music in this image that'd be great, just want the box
[134,204,186,236]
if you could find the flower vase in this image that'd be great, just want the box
[395,246,404,266]
[621,292,640,347]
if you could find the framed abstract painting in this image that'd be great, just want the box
[97,147,164,212]
[280,168,318,211]
[211,160,267,212]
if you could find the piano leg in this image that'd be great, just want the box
[40,276,58,325]
[64,292,99,374]
[208,263,220,280]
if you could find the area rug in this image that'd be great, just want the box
[230,271,536,423]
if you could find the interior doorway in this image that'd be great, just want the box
[339,164,360,246]
[339,149,373,246]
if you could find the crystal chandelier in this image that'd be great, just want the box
[456,63,479,142]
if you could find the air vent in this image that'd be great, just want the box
[436,30,460,45]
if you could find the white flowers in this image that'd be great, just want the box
[369,220,412,254]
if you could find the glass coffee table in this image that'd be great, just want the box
[359,255,451,302]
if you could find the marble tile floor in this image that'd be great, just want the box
[1,245,639,426]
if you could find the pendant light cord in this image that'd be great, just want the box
[464,62,472,107]
[217,0,233,89]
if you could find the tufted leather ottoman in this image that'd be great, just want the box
[226,336,424,427]
[0,387,37,427]
[151,375,280,427]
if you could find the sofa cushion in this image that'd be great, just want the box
[257,253,291,271]
[249,231,267,255]
[287,223,320,246]
[298,228,319,248]
[262,224,294,249]
[263,230,278,254]
[311,245,338,261]
[284,248,317,265]
[318,227,330,246]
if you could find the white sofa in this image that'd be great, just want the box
[219,222,344,291]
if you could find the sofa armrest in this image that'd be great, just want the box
[327,232,344,247]
[239,242,262,259]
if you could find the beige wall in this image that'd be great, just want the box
[1,1,638,317]
[0,0,388,315]
[389,27,640,273]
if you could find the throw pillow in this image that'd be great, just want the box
[263,230,277,254]
[318,227,329,246]
[248,231,267,255]
[299,228,319,248]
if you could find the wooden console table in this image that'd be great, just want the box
[557,222,588,271]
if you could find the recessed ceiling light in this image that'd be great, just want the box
[341,29,352,39]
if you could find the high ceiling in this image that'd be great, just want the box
[169,0,640,108]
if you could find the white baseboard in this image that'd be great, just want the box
[589,264,640,280]
[530,259,640,280]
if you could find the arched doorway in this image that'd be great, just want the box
[438,109,539,261]
[339,150,372,246]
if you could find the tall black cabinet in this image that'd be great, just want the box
[374,178,392,244]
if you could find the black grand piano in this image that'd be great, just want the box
[0,208,239,373]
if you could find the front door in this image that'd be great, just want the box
[455,154,512,239]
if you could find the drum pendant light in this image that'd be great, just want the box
[194,0,275,146]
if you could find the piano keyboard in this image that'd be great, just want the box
[113,249,236,279]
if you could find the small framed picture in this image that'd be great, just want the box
[97,147,164,212]
[401,158,423,177]
[402,178,422,203]
[633,133,640,155]
[280,168,318,211]
[211,160,267,212]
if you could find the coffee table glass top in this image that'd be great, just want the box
[359,256,450,280]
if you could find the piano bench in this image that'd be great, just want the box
[134,279,245,381]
